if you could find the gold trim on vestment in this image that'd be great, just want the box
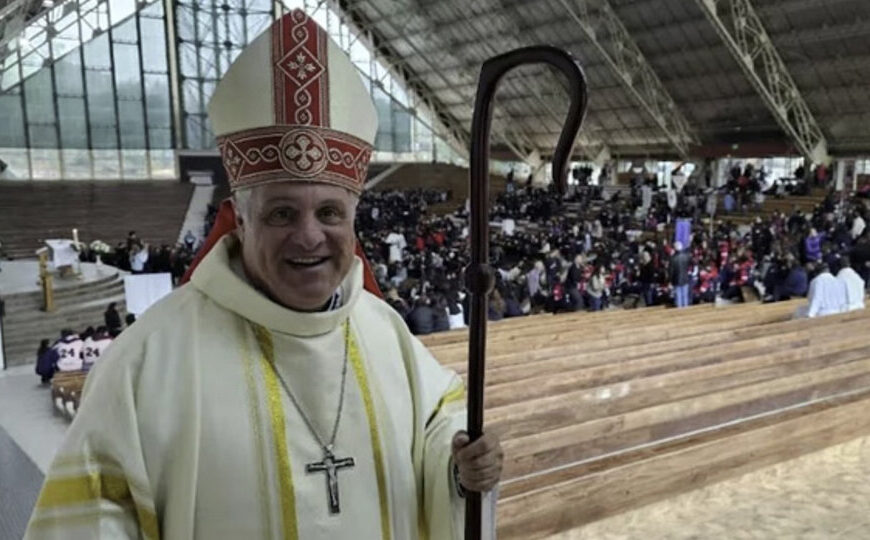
[252,323,299,540]
[240,320,275,540]
[426,385,466,428]
[32,471,160,539]
[417,382,465,538]
[28,507,158,537]
[348,325,393,540]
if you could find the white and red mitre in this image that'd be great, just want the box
[208,9,377,194]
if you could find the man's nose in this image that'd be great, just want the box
[292,215,326,251]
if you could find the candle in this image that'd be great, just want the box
[72,228,79,246]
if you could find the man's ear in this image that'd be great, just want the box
[230,197,246,236]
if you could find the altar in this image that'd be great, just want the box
[42,239,79,277]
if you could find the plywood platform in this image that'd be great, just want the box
[549,435,870,539]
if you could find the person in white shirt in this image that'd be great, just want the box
[53,330,84,372]
[592,220,604,240]
[796,263,847,318]
[836,256,865,311]
[82,327,113,369]
[641,184,653,212]
[666,188,677,211]
[447,291,466,330]
[81,334,96,367]
[130,243,149,273]
[851,212,866,240]
[501,217,516,237]
[384,230,406,264]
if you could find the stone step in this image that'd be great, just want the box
[2,270,120,299]
[4,284,126,318]
[4,307,128,367]
[5,249,36,259]
[0,181,193,260]
[4,294,127,330]
[3,278,125,311]
[3,276,130,367]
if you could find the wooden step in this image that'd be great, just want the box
[434,301,801,365]
[480,310,870,390]
[488,336,870,444]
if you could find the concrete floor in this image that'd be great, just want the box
[0,365,66,539]
[0,424,43,540]
[0,365,68,473]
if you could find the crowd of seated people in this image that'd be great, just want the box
[34,302,134,383]
[354,165,869,335]
[46,167,865,341]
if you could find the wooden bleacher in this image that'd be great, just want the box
[372,163,506,215]
[420,301,870,539]
[0,181,193,260]
[718,189,826,226]
[502,188,828,238]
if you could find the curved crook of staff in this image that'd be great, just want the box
[464,45,588,540]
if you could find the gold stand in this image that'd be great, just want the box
[38,251,55,312]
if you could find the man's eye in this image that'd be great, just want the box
[319,207,342,221]
[266,208,294,225]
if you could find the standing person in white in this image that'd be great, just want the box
[130,243,149,273]
[26,11,502,540]
[385,230,407,264]
[837,256,866,311]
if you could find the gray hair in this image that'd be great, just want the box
[232,188,253,220]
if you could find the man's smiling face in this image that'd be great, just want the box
[234,181,358,311]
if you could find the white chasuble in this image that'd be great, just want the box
[26,235,469,539]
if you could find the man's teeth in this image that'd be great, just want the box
[289,257,325,264]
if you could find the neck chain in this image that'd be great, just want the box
[268,320,351,455]
[260,320,355,514]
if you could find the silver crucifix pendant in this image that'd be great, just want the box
[306,451,355,514]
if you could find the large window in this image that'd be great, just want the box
[280,0,466,165]
[175,0,273,149]
[0,0,172,179]
[0,0,468,181]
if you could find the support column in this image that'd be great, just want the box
[163,0,184,150]
[715,159,730,188]
[593,147,613,186]
[835,160,846,192]
[524,150,548,187]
